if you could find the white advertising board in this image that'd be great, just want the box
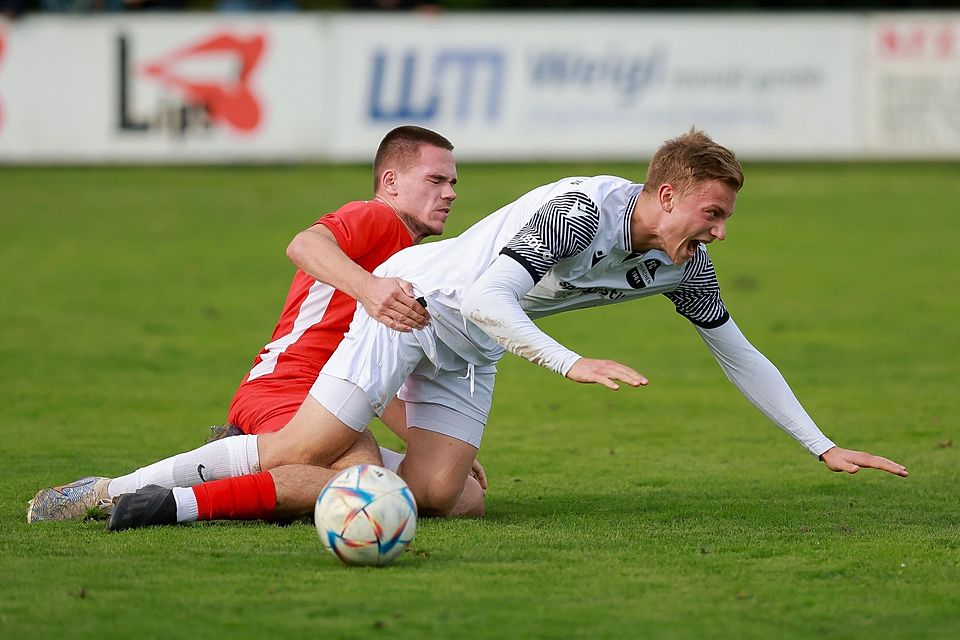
[1,13,959,162]
[328,13,863,161]
[866,13,960,157]
[0,16,327,162]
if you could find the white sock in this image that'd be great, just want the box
[378,447,406,473]
[172,487,199,523]
[107,435,260,497]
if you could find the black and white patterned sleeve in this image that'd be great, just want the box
[663,247,730,329]
[500,192,600,283]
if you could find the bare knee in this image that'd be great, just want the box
[449,475,484,518]
[407,474,464,518]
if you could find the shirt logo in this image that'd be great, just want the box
[626,259,662,289]
[517,232,554,261]
[566,201,594,220]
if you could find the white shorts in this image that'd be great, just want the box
[310,307,497,448]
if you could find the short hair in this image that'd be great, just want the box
[372,125,454,194]
[644,127,743,196]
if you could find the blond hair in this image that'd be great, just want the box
[644,128,743,196]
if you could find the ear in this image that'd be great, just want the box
[657,183,675,213]
[379,169,399,196]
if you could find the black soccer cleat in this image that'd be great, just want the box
[107,485,177,532]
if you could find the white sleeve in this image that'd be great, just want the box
[696,318,836,457]
[461,254,582,376]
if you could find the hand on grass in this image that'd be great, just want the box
[359,276,428,332]
[820,446,909,477]
[470,460,488,494]
[565,358,648,391]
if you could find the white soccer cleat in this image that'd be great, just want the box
[26,476,113,523]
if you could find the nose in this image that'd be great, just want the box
[443,183,457,201]
[712,221,726,241]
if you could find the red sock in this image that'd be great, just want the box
[193,471,277,521]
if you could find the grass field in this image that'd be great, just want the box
[2,162,959,639]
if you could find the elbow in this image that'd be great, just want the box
[286,233,308,268]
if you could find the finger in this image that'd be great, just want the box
[381,312,413,333]
[596,376,620,391]
[389,294,429,327]
[473,464,488,490]
[390,310,425,330]
[866,455,909,477]
[604,362,648,387]
[396,278,417,299]
[380,300,426,329]
[393,280,429,318]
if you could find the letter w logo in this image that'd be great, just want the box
[368,49,505,122]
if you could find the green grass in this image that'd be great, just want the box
[1,162,958,639]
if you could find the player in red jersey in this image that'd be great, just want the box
[226,198,423,437]
[28,125,486,526]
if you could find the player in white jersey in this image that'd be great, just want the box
[111,128,906,520]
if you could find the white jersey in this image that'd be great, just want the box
[376,175,725,360]
[374,175,836,457]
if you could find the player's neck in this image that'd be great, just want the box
[373,195,422,244]
[628,194,664,253]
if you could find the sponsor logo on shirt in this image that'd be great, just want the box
[558,280,625,301]
[626,258,662,289]
[517,232,554,262]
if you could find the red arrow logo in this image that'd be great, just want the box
[140,32,266,132]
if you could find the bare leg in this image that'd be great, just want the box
[271,430,383,518]
[258,395,362,469]
[380,398,485,517]
[269,427,485,520]
[399,427,479,517]
[379,397,409,441]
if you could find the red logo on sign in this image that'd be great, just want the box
[878,24,957,59]
[139,32,266,132]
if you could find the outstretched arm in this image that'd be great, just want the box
[462,254,646,390]
[697,318,907,477]
[286,224,428,331]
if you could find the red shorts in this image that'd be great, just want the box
[226,373,314,435]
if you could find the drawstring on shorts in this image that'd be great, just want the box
[458,363,476,396]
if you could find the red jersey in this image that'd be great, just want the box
[227,200,413,433]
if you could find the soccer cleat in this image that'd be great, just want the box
[27,476,113,523]
[205,423,243,443]
[107,485,177,532]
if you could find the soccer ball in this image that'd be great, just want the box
[314,464,418,566]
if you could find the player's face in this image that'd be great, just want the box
[393,145,458,243]
[661,179,736,264]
